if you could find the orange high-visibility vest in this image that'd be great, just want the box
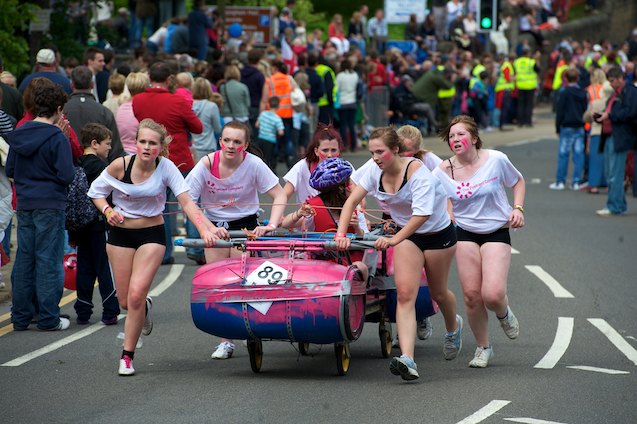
[266,72,293,118]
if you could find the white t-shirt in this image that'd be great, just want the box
[358,160,451,234]
[422,152,443,171]
[185,152,280,221]
[283,159,319,204]
[88,157,189,218]
[352,153,444,211]
[352,152,443,184]
[433,149,523,234]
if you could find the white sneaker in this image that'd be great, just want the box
[118,355,135,376]
[211,341,235,359]
[571,183,581,190]
[142,297,153,336]
[417,317,433,340]
[498,306,519,339]
[549,182,565,190]
[469,346,493,368]
[45,317,70,331]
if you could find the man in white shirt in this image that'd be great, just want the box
[367,9,388,55]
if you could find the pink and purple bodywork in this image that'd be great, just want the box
[191,256,366,344]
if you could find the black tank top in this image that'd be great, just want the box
[120,155,160,184]
[378,159,416,193]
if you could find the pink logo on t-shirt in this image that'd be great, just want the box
[456,182,473,199]
[206,180,216,194]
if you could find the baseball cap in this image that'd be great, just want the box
[593,44,603,52]
[36,49,55,65]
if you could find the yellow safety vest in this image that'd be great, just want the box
[316,64,337,107]
[514,57,538,90]
[552,63,569,91]
[472,64,486,77]
[495,61,515,92]
[437,65,456,99]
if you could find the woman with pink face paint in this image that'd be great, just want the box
[433,115,525,369]
[351,125,442,345]
[335,126,463,381]
[283,123,344,205]
[185,120,287,360]
[88,119,218,376]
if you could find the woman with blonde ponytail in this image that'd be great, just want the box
[88,118,218,377]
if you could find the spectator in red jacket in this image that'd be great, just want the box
[133,61,203,265]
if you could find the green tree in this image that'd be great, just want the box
[0,0,37,76]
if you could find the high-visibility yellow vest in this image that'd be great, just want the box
[495,61,515,92]
[552,62,569,91]
[316,64,337,107]
[437,65,456,99]
[514,57,538,90]
[472,64,486,77]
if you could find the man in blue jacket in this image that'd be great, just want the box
[6,83,75,331]
[550,68,588,191]
[595,66,637,216]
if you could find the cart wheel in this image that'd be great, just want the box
[334,343,351,376]
[247,340,263,373]
[299,342,310,356]
[379,324,392,358]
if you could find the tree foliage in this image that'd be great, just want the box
[0,0,37,76]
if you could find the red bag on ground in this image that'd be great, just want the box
[63,253,77,290]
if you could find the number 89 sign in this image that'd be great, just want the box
[245,261,288,286]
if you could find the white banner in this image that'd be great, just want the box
[384,0,427,24]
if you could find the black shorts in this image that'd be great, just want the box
[456,226,511,246]
[107,224,166,249]
[400,222,457,251]
[215,214,259,231]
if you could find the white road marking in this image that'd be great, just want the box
[504,418,568,424]
[588,318,637,366]
[535,317,574,369]
[456,400,511,424]
[149,264,184,297]
[1,265,184,367]
[511,247,520,254]
[566,365,630,375]
[530,178,542,184]
[525,266,574,298]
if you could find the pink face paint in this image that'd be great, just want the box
[220,143,226,150]
[461,137,469,150]
[151,147,158,156]
[136,145,144,155]
[236,145,244,153]
[318,152,327,161]
[381,150,393,161]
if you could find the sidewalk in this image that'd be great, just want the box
[0,105,558,306]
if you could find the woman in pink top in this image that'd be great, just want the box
[116,72,150,155]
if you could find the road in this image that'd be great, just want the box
[0,136,636,424]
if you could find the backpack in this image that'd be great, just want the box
[65,166,99,232]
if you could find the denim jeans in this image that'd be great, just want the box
[12,210,65,330]
[556,126,585,184]
[603,137,628,214]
